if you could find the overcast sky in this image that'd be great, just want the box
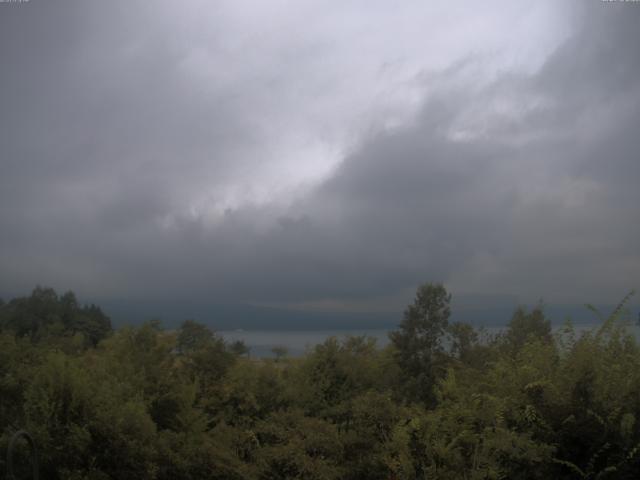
[1,1,638,313]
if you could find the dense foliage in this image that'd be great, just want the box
[1,286,639,479]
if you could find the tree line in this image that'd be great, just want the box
[0,285,639,479]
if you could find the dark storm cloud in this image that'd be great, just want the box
[1,1,262,212]
[0,1,272,295]
[223,1,640,305]
[225,1,640,304]
[0,1,638,308]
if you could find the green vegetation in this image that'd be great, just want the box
[1,285,639,479]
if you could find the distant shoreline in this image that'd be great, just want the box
[219,322,640,358]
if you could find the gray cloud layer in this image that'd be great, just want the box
[1,1,638,309]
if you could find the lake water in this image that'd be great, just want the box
[220,323,640,358]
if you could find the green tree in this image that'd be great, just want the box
[176,319,214,354]
[389,283,451,406]
[293,336,383,418]
[505,305,552,353]
[0,287,112,347]
[230,339,250,357]
[448,321,478,364]
[254,409,344,480]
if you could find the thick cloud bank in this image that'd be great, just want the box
[0,1,638,310]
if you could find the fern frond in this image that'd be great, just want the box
[586,442,611,475]
[552,458,586,478]
[595,291,636,341]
